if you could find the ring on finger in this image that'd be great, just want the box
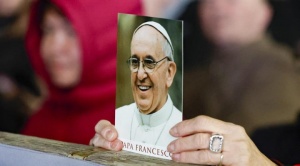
[209,134,224,153]
[218,153,224,166]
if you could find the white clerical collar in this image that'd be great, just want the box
[135,94,173,127]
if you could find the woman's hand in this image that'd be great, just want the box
[167,115,276,166]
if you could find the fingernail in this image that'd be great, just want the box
[170,126,179,137]
[111,141,119,150]
[106,130,114,140]
[168,143,175,152]
[172,153,180,162]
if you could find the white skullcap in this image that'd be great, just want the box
[133,21,174,61]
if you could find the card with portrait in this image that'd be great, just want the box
[115,13,183,160]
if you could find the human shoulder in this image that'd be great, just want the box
[258,36,295,66]
[172,106,182,120]
[116,103,136,115]
[115,103,136,129]
[165,105,182,128]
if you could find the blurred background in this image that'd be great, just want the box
[0,0,299,136]
[0,0,299,163]
[0,0,42,133]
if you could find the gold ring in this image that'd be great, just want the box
[218,153,223,166]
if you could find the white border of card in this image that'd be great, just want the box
[115,13,183,160]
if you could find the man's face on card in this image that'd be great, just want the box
[130,26,175,114]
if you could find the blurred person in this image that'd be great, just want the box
[199,0,271,47]
[182,0,300,133]
[92,0,300,164]
[161,1,300,164]
[0,0,30,37]
[252,111,300,164]
[267,0,300,58]
[267,0,300,74]
[142,0,192,19]
[0,0,41,133]
[0,0,24,17]
[21,0,142,144]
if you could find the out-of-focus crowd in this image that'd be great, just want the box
[0,0,299,164]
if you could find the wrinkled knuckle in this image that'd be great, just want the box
[92,139,102,147]
[195,134,205,148]
[177,153,186,162]
[205,152,215,164]
[194,115,206,126]
[106,141,114,150]
[175,126,182,136]
[96,140,111,150]
[228,123,246,135]
[195,115,206,123]
[174,139,183,151]
[235,125,247,135]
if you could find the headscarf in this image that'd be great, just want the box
[22,0,142,144]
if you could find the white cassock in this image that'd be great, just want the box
[116,95,182,147]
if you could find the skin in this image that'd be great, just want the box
[40,9,82,88]
[0,0,23,16]
[167,116,276,165]
[91,116,276,165]
[199,0,272,48]
[130,26,176,114]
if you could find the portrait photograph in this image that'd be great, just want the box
[115,14,183,159]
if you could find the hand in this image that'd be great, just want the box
[167,115,276,166]
[89,120,123,151]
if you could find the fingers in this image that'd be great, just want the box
[172,150,226,165]
[168,133,211,153]
[91,133,123,151]
[90,120,123,151]
[94,120,118,141]
[170,115,234,137]
[167,116,272,165]
[168,131,237,154]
